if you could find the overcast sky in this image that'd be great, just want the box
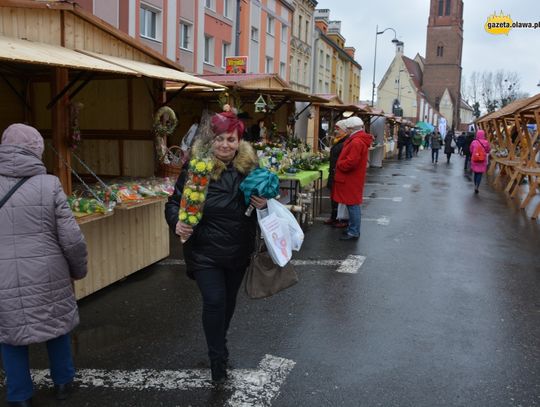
[314,0,540,105]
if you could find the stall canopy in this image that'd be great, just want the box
[167,73,327,103]
[0,35,224,90]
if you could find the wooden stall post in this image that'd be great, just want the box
[51,67,72,195]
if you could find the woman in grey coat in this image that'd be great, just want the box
[0,124,88,406]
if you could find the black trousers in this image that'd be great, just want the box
[193,261,248,362]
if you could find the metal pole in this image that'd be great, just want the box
[371,25,378,107]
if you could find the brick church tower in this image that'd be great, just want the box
[422,0,464,128]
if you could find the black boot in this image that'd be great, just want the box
[8,399,32,407]
[54,381,73,400]
[210,359,227,384]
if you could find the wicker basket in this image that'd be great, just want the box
[158,146,184,178]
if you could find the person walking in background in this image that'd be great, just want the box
[411,129,423,156]
[165,111,267,384]
[324,120,350,228]
[424,132,431,149]
[430,129,443,164]
[0,124,88,406]
[332,117,373,241]
[397,125,407,160]
[444,131,455,164]
[457,132,466,155]
[463,131,475,171]
[405,128,413,159]
[470,129,491,193]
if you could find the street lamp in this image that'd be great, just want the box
[371,25,400,107]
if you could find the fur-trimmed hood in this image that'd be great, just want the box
[191,139,258,180]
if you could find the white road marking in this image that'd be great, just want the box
[402,184,412,188]
[336,255,366,274]
[314,216,390,226]
[22,355,295,407]
[322,196,402,202]
[159,256,367,271]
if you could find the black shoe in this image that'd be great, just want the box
[474,188,479,194]
[54,382,73,401]
[211,359,228,384]
[339,234,359,241]
[8,399,33,407]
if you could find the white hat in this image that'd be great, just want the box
[336,116,364,131]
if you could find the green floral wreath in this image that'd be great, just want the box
[153,106,178,137]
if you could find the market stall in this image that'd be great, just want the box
[0,1,223,298]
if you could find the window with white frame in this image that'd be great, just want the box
[266,15,275,35]
[140,4,160,40]
[325,54,330,70]
[222,42,231,68]
[180,21,193,50]
[280,62,286,78]
[281,25,287,43]
[251,26,259,42]
[204,36,214,65]
[205,0,215,11]
[265,57,274,73]
[224,0,232,18]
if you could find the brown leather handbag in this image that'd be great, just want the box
[245,230,298,299]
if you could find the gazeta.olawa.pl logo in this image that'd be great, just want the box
[485,11,540,35]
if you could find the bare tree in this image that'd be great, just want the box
[481,71,498,113]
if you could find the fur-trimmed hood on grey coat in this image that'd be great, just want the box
[165,140,259,277]
[0,144,88,346]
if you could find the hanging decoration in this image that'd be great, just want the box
[69,101,84,150]
[254,94,267,113]
[153,106,178,164]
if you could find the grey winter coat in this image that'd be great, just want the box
[0,145,88,346]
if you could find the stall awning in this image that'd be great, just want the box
[79,51,225,90]
[167,73,327,103]
[0,35,224,90]
[0,35,136,75]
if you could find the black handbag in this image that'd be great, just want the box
[245,230,298,299]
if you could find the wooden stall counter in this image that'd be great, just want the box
[74,197,169,299]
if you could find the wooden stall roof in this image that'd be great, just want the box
[0,1,223,89]
[518,95,540,117]
[167,74,328,103]
[479,94,540,121]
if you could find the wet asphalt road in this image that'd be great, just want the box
[2,150,539,407]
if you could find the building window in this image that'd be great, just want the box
[140,4,160,40]
[318,79,323,92]
[305,20,309,43]
[204,36,214,65]
[298,15,302,39]
[180,22,193,50]
[303,62,308,84]
[297,58,302,83]
[266,15,275,35]
[251,26,259,42]
[222,42,231,68]
[319,50,324,68]
[445,0,451,15]
[436,45,444,57]
[205,0,215,11]
[438,0,444,16]
[265,57,274,73]
[280,62,286,78]
[224,0,231,18]
[281,25,287,43]
[325,54,330,70]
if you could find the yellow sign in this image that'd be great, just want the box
[484,11,513,35]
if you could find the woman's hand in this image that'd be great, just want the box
[175,221,194,241]
[250,196,268,209]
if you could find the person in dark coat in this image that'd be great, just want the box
[397,125,407,160]
[463,131,475,171]
[430,130,443,164]
[332,117,373,241]
[0,124,88,406]
[324,120,349,228]
[165,111,265,384]
[457,132,466,155]
[444,131,455,164]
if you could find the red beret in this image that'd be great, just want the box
[211,111,245,138]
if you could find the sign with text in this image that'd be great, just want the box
[226,56,248,74]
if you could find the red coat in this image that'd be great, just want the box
[331,130,373,205]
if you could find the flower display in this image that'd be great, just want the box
[178,157,214,228]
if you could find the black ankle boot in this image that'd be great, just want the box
[210,359,227,384]
[54,381,73,400]
[8,399,32,407]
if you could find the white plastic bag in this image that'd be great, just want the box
[266,198,304,251]
[337,203,349,220]
[257,213,292,267]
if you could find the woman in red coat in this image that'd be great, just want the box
[331,117,373,241]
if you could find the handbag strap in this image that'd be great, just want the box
[0,177,30,210]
